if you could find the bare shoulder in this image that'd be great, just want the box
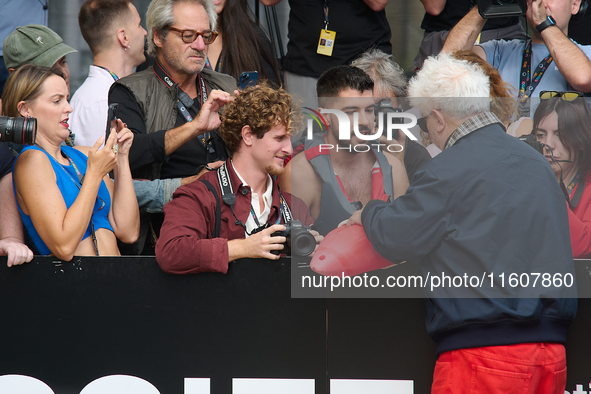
[283,152,320,191]
[14,149,52,177]
[290,152,317,179]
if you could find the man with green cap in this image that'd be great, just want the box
[3,24,76,89]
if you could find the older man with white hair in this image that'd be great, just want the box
[348,53,576,394]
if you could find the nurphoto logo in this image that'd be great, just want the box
[303,107,418,153]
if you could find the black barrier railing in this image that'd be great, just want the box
[1,257,591,393]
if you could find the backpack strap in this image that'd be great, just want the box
[200,179,221,238]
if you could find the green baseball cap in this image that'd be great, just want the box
[3,24,77,69]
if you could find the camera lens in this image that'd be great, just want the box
[0,116,37,145]
[290,230,316,257]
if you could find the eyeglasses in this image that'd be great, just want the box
[417,112,433,133]
[164,26,218,45]
[539,90,584,101]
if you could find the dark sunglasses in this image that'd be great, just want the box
[165,26,218,45]
[417,112,432,133]
[539,90,584,101]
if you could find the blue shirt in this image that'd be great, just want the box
[480,39,591,97]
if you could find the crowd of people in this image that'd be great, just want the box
[0,0,590,392]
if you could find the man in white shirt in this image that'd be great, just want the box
[70,0,147,147]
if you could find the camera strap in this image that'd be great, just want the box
[567,171,585,208]
[152,60,215,155]
[200,179,222,238]
[216,162,292,233]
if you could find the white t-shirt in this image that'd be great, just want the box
[70,65,116,147]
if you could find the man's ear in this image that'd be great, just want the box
[117,28,128,49]
[241,125,254,147]
[431,109,446,135]
[153,28,164,49]
[318,107,331,127]
[572,0,583,15]
[17,101,30,117]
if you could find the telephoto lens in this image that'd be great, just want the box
[0,116,37,145]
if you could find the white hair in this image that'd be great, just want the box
[408,53,491,119]
[146,0,217,57]
[351,49,407,97]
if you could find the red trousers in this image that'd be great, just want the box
[431,343,566,394]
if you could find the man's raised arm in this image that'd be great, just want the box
[441,5,487,60]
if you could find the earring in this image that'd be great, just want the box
[124,45,130,51]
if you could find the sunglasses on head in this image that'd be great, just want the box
[539,91,584,101]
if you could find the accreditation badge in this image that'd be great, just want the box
[317,29,336,57]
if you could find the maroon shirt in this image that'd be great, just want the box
[156,159,313,274]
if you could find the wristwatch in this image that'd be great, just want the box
[536,15,556,33]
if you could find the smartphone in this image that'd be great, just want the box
[238,71,258,90]
[105,103,118,151]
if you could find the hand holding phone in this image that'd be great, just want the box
[238,71,258,90]
[106,103,118,153]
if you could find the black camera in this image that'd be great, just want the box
[0,116,37,145]
[375,99,404,139]
[519,134,544,154]
[272,220,316,257]
[476,0,527,18]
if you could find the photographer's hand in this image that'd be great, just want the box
[529,0,549,26]
[308,229,324,257]
[228,224,287,261]
[346,210,364,227]
[379,129,406,163]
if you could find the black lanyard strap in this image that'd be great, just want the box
[35,145,103,256]
[568,171,585,208]
[216,162,292,234]
[152,59,217,160]
[519,40,554,99]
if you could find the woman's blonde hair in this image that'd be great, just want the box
[1,64,64,117]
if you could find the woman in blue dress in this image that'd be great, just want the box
[2,64,139,260]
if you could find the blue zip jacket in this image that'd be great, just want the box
[362,122,577,355]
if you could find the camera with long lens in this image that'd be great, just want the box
[0,116,37,145]
[475,0,527,18]
[519,134,544,154]
[272,220,317,257]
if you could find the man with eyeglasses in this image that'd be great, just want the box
[348,53,577,394]
[108,0,236,254]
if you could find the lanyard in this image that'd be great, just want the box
[249,193,285,228]
[323,0,329,30]
[35,145,105,256]
[567,171,586,208]
[216,162,292,234]
[519,40,554,99]
[152,60,216,158]
[94,65,119,81]
[153,59,208,118]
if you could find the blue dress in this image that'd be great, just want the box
[14,145,113,255]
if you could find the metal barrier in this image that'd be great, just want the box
[1,256,590,393]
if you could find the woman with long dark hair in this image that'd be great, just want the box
[533,94,591,258]
[207,0,281,86]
